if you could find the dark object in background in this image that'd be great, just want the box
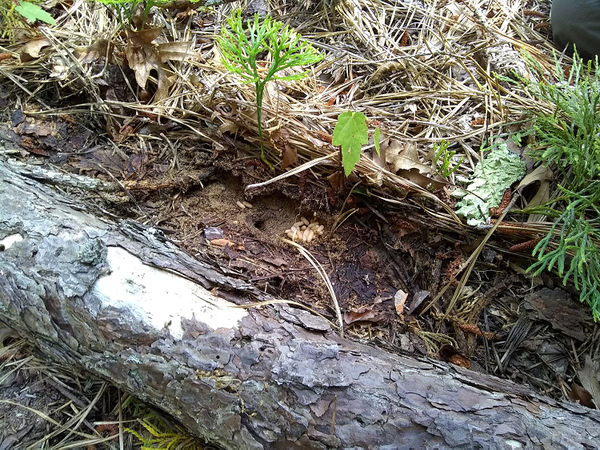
[551,0,600,60]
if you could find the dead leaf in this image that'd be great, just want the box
[449,353,471,368]
[517,164,553,189]
[280,142,298,169]
[577,356,600,408]
[343,306,387,324]
[157,41,194,62]
[20,38,50,62]
[397,168,444,190]
[219,120,240,134]
[271,128,297,169]
[439,344,471,368]
[382,140,445,189]
[569,383,596,409]
[76,39,113,64]
[128,26,162,44]
[384,141,431,174]
[406,289,429,314]
[394,289,408,316]
[517,165,553,222]
[524,288,592,341]
[327,171,345,195]
[0,52,13,62]
[210,238,244,250]
[124,28,174,103]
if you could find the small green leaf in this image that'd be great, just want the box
[333,111,368,176]
[15,1,56,25]
[373,127,381,156]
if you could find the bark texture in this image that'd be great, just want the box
[1,158,599,449]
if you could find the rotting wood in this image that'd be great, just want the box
[1,157,599,449]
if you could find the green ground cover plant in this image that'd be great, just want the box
[433,139,463,177]
[93,0,181,29]
[218,9,323,169]
[512,52,600,320]
[0,0,55,40]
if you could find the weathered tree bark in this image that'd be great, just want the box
[0,157,599,449]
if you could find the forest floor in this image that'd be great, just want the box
[0,0,599,447]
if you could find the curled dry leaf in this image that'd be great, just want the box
[157,41,195,62]
[124,28,193,103]
[20,38,50,62]
[517,165,554,223]
[384,141,431,174]
[383,140,444,189]
[271,128,297,169]
[577,356,600,409]
[76,39,114,64]
[569,383,596,409]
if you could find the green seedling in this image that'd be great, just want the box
[15,1,54,24]
[433,139,463,177]
[218,9,323,169]
[332,111,380,176]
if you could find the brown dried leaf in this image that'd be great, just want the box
[449,353,471,368]
[76,39,113,64]
[569,383,596,409]
[439,344,471,368]
[343,306,386,325]
[524,288,592,341]
[281,142,297,169]
[327,171,345,195]
[128,27,162,44]
[219,120,240,134]
[125,28,173,102]
[20,38,50,62]
[577,356,600,409]
[396,168,444,190]
[384,141,431,174]
[518,165,553,222]
[157,41,194,62]
[271,128,297,169]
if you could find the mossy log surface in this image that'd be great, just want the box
[1,157,599,449]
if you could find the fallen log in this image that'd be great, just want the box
[0,157,599,449]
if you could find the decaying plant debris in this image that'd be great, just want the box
[1,0,599,445]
